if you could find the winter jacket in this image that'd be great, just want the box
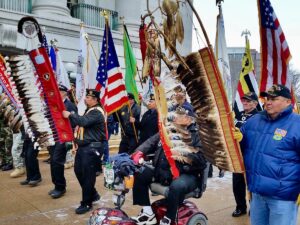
[135,123,206,185]
[240,105,300,201]
[115,103,141,137]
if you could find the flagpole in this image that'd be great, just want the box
[241,29,251,42]
[85,36,99,62]
[136,66,144,89]
[186,0,211,48]
[115,111,126,137]
[127,102,139,143]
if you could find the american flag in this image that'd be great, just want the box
[96,23,128,114]
[258,0,292,93]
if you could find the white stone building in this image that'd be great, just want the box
[0,0,193,82]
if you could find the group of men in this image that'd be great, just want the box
[0,80,299,224]
[117,84,300,225]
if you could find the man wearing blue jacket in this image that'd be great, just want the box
[239,84,299,225]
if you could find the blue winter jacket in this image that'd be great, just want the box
[240,105,300,201]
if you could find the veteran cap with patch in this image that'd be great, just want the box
[260,84,291,99]
[86,89,100,99]
[58,84,68,92]
[241,92,258,101]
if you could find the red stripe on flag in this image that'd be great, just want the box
[236,81,243,95]
[105,96,128,114]
[282,48,291,61]
[271,30,278,84]
[108,72,123,83]
[274,18,279,28]
[260,29,268,92]
[95,83,101,91]
[107,85,127,98]
[279,32,285,43]
[281,58,287,84]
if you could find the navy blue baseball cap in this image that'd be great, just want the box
[58,84,68,92]
[86,89,100,99]
[241,92,258,101]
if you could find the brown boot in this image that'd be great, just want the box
[10,167,26,178]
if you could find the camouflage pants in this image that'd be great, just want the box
[11,133,24,168]
[0,127,13,165]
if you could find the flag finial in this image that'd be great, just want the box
[50,38,58,47]
[241,29,251,41]
[101,10,109,22]
[216,0,224,6]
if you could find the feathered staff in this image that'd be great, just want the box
[140,0,244,172]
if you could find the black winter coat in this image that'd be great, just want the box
[135,123,206,185]
[115,103,140,137]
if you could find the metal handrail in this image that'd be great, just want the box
[0,0,32,13]
[71,3,118,30]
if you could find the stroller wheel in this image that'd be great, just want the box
[187,213,208,225]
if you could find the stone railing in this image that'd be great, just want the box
[0,0,32,13]
[71,3,118,30]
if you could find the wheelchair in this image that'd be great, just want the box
[87,158,209,225]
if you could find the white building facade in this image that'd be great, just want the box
[0,0,193,80]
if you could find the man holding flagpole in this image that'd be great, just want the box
[62,89,105,214]
[116,93,140,154]
[232,1,300,224]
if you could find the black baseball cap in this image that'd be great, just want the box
[241,92,258,102]
[127,93,135,100]
[149,94,155,101]
[260,84,291,99]
[58,84,68,92]
[86,89,100,99]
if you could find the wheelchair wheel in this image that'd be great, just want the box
[187,213,208,225]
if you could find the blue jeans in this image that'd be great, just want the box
[250,193,298,225]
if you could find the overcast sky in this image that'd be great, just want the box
[191,0,300,72]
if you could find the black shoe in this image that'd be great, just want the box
[96,171,101,177]
[2,164,13,171]
[48,189,55,195]
[92,192,100,202]
[75,204,92,214]
[232,209,247,217]
[43,158,50,164]
[20,180,29,185]
[51,189,66,199]
[28,178,42,186]
[219,170,225,178]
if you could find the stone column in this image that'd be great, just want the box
[32,0,70,17]
[115,0,142,33]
